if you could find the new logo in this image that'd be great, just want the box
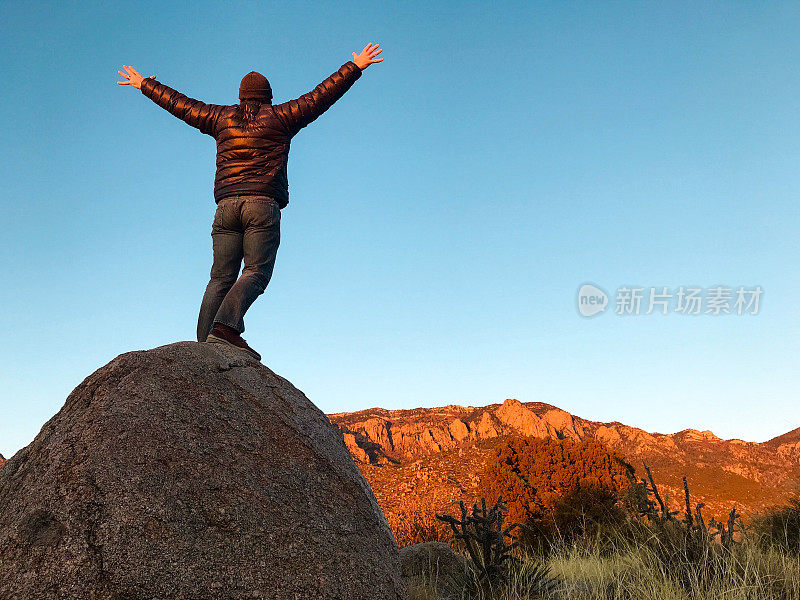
[577,283,608,317]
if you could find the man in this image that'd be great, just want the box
[117,43,383,361]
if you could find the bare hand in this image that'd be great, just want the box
[117,65,155,89]
[352,43,383,70]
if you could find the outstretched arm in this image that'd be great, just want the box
[117,65,225,136]
[274,43,383,136]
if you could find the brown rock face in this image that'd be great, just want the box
[0,341,406,600]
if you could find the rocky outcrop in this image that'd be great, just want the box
[475,411,501,438]
[495,398,553,438]
[776,441,800,461]
[448,418,470,442]
[0,341,406,600]
[0,454,5,468]
[675,429,722,443]
[341,427,398,465]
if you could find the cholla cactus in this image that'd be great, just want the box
[625,463,744,587]
[628,464,743,545]
[436,496,522,584]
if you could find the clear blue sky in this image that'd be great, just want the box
[2,1,799,457]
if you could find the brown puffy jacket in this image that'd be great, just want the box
[140,61,362,208]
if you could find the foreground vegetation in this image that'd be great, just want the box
[406,535,800,600]
[393,436,800,599]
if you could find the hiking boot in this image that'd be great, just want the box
[206,323,261,361]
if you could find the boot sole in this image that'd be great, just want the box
[205,334,261,361]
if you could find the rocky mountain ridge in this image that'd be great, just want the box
[329,398,800,520]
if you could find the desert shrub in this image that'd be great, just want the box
[751,497,800,555]
[407,468,800,599]
[517,486,632,556]
[478,436,633,553]
[551,486,628,544]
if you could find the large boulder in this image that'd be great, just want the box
[0,341,406,599]
[399,541,473,600]
[399,541,472,580]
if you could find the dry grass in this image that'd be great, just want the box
[546,537,800,600]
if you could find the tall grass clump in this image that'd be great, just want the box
[543,531,800,600]
[750,496,800,555]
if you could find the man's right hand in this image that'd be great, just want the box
[352,43,383,70]
[117,65,155,90]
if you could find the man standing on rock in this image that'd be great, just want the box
[117,43,383,361]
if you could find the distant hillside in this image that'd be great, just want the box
[328,399,800,521]
[768,427,800,447]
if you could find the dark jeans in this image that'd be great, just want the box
[196,195,281,342]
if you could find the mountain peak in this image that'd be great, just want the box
[675,428,721,442]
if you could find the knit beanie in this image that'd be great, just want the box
[239,71,272,102]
